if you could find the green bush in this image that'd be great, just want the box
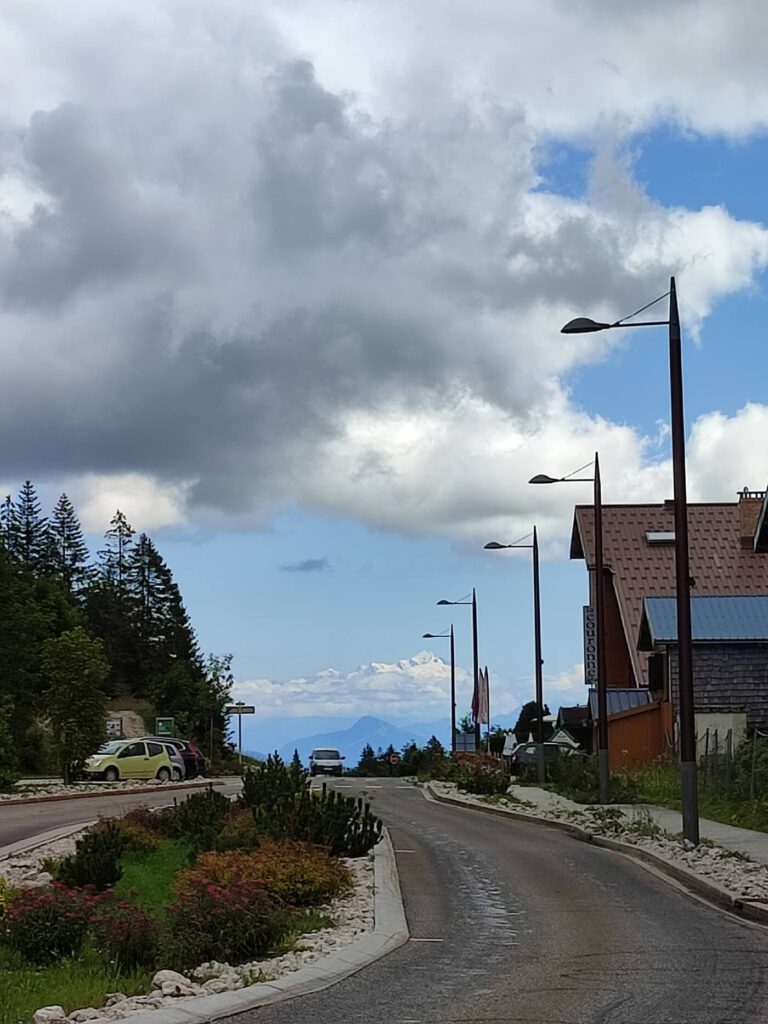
[5,884,98,965]
[90,897,159,969]
[455,761,508,795]
[55,821,126,891]
[213,808,262,851]
[166,788,232,850]
[242,757,382,857]
[161,877,287,970]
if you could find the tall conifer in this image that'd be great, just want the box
[16,481,48,571]
[49,493,90,592]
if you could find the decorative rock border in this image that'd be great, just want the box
[0,780,214,808]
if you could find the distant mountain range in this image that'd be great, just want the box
[273,715,433,766]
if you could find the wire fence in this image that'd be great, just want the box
[697,728,768,798]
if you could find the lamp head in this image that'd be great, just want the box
[436,599,452,605]
[529,474,559,485]
[483,542,507,550]
[561,317,612,334]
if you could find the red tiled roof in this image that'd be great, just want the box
[571,502,768,686]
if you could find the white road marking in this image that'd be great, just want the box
[409,937,444,942]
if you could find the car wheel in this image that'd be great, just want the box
[104,766,119,782]
[156,767,171,782]
[172,767,183,782]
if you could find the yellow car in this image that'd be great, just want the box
[84,739,174,782]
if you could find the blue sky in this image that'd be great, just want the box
[3,1,768,751]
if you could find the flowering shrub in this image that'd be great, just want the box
[161,877,287,970]
[95,815,163,854]
[178,840,352,907]
[5,884,99,964]
[91,896,159,969]
[455,760,508,795]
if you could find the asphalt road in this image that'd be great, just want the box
[229,778,768,1024]
[0,779,243,847]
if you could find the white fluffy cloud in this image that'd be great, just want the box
[1,2,767,544]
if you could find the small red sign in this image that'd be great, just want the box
[389,753,401,765]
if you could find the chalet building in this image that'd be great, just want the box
[570,488,768,742]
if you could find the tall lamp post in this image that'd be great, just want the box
[530,454,609,803]
[484,529,546,784]
[437,590,479,750]
[423,626,456,754]
[561,276,699,844]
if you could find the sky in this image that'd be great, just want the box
[2,1,768,751]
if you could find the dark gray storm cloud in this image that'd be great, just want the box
[0,2,766,533]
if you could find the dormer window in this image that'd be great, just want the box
[645,531,675,545]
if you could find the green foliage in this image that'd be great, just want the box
[55,821,126,891]
[113,839,192,914]
[41,626,109,782]
[96,815,163,854]
[0,700,19,791]
[455,760,508,795]
[5,884,97,965]
[160,877,288,971]
[165,788,232,850]
[213,808,262,851]
[513,700,552,743]
[0,943,152,1024]
[90,897,159,969]
[241,755,382,857]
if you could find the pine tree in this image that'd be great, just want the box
[0,495,21,559]
[49,493,90,592]
[98,511,134,588]
[16,481,49,571]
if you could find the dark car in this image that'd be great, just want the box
[141,736,205,779]
[508,742,583,772]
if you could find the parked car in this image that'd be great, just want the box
[84,739,174,782]
[508,742,583,772]
[309,748,345,777]
[160,742,185,781]
[141,737,206,779]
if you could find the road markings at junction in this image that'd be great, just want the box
[409,937,444,942]
[394,848,416,853]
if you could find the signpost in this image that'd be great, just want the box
[105,717,123,739]
[155,717,174,737]
[225,703,256,764]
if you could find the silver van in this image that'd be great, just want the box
[309,748,345,776]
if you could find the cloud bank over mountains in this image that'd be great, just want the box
[232,649,585,723]
[1,2,768,543]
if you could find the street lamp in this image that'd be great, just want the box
[437,590,480,750]
[561,276,699,844]
[531,454,609,803]
[484,529,546,784]
[423,626,456,754]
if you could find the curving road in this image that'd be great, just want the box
[229,778,768,1024]
[0,779,243,848]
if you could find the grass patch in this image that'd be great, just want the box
[0,944,151,1024]
[114,839,192,916]
[273,909,335,955]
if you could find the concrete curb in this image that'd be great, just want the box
[0,780,217,808]
[424,784,768,927]
[95,828,408,1024]
[0,823,97,862]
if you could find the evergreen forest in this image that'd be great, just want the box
[0,481,232,784]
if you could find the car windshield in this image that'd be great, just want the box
[96,741,124,755]
[314,749,340,759]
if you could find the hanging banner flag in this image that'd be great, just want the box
[471,668,480,723]
[477,666,490,725]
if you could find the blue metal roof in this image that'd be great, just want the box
[588,688,652,720]
[641,595,768,646]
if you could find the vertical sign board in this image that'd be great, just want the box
[105,717,123,739]
[155,717,174,737]
[583,605,597,686]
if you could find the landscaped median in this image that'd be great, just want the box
[0,779,213,807]
[422,779,768,925]
[0,758,395,1024]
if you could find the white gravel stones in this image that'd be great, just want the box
[427,779,768,903]
[33,1008,67,1024]
[0,833,84,887]
[49,855,375,1022]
